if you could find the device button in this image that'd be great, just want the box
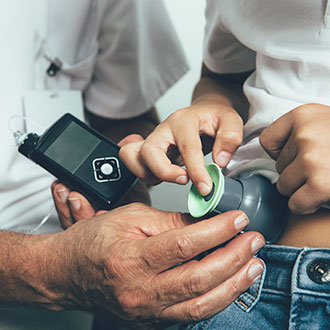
[95,160,105,168]
[100,163,114,176]
[111,170,119,179]
[96,172,106,181]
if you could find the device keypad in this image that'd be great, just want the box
[93,157,121,183]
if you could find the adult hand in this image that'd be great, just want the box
[260,103,330,214]
[120,103,243,196]
[50,204,264,329]
[51,179,151,228]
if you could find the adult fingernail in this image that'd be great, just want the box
[56,188,68,203]
[176,175,188,185]
[197,182,212,196]
[216,151,232,167]
[234,214,249,231]
[248,262,264,281]
[68,197,81,211]
[251,236,265,254]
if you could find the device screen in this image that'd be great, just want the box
[44,121,101,174]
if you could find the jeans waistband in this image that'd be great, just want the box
[258,245,330,297]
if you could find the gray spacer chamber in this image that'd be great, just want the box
[213,172,288,244]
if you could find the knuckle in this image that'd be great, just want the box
[299,152,317,170]
[308,176,326,193]
[168,211,186,229]
[180,142,200,158]
[219,130,243,147]
[119,143,136,161]
[186,270,209,297]
[105,254,122,278]
[288,198,306,215]
[295,128,311,146]
[175,234,195,261]
[293,105,308,116]
[129,202,149,212]
[225,247,243,269]
[125,203,152,220]
[187,299,209,322]
[259,129,274,152]
[117,292,143,316]
[140,142,155,158]
[168,108,187,121]
[156,167,176,181]
[297,103,319,112]
[293,104,316,118]
[276,179,287,196]
[227,278,241,298]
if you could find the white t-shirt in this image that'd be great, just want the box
[0,1,187,329]
[204,0,330,182]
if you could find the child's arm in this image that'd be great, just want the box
[260,103,330,215]
[120,64,252,196]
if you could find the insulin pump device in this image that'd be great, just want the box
[188,163,288,244]
[18,113,137,210]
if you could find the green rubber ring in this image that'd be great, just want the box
[188,163,225,218]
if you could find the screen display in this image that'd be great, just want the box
[44,122,101,173]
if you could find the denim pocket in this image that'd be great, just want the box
[234,259,266,313]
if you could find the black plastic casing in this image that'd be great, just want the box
[19,113,138,210]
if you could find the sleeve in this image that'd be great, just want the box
[85,0,189,119]
[204,0,256,74]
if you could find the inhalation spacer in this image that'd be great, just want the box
[188,163,288,244]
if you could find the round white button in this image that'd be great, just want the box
[100,163,113,176]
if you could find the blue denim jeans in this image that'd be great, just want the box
[182,245,330,330]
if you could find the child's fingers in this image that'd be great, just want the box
[140,141,188,185]
[118,134,144,147]
[274,136,297,174]
[259,114,293,160]
[119,140,162,185]
[119,135,162,184]
[172,122,212,195]
[276,158,304,197]
[288,182,323,215]
[139,125,190,186]
[138,121,212,195]
[212,111,244,168]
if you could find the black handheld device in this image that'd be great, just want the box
[18,113,137,210]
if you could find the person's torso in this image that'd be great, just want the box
[209,0,330,179]
[205,1,330,248]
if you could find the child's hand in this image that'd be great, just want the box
[260,103,330,215]
[120,102,243,196]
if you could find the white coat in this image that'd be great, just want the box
[0,1,188,329]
